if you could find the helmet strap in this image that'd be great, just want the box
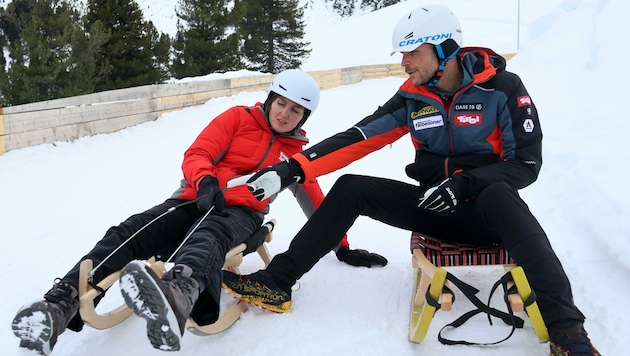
[427,40,460,88]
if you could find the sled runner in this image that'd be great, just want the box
[77,219,276,334]
[408,232,549,344]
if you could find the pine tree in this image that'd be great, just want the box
[85,0,169,91]
[325,0,402,17]
[0,0,108,106]
[171,0,244,79]
[241,0,310,73]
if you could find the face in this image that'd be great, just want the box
[400,43,439,86]
[268,96,306,133]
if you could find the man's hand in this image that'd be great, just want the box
[228,160,305,201]
[336,246,388,268]
[196,176,225,213]
[417,177,463,216]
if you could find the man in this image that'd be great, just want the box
[222,4,600,356]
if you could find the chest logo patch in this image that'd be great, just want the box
[454,114,482,126]
[454,103,483,111]
[412,115,444,131]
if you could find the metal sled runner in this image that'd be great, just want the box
[77,219,276,335]
[408,232,549,345]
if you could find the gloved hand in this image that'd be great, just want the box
[417,177,463,216]
[196,176,226,213]
[229,160,305,202]
[336,246,388,268]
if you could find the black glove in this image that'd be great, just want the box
[417,177,463,216]
[245,159,305,201]
[336,246,388,268]
[196,176,226,213]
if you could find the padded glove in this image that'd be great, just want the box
[196,176,225,213]
[336,246,388,268]
[417,177,463,216]
[228,160,305,202]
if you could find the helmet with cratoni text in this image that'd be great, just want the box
[390,4,463,58]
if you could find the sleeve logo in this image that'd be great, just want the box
[517,96,532,107]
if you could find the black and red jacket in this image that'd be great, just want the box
[292,47,542,198]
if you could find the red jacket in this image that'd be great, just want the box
[172,102,349,247]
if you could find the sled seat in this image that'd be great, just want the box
[410,232,518,312]
[408,231,548,344]
[78,218,276,334]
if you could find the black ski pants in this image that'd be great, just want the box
[62,198,263,329]
[266,174,585,325]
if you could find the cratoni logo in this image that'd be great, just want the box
[412,115,444,131]
[455,114,482,126]
[399,33,453,47]
[410,106,440,119]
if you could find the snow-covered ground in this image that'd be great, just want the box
[1,0,627,355]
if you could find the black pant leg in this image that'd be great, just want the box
[472,182,585,324]
[267,174,424,288]
[62,199,200,288]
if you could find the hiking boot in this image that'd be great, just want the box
[222,270,291,313]
[549,319,601,356]
[119,261,199,351]
[12,279,79,356]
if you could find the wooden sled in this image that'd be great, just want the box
[78,218,276,335]
[408,232,549,344]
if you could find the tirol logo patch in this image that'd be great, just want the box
[517,96,532,107]
[455,114,482,126]
[412,115,444,131]
[454,103,483,111]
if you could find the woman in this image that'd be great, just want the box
[12,69,387,355]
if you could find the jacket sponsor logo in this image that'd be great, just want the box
[454,103,483,111]
[523,119,535,133]
[399,33,454,47]
[410,106,439,119]
[455,114,482,126]
[279,151,289,162]
[413,115,444,131]
[517,96,531,107]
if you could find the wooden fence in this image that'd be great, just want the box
[0,52,516,156]
[0,63,406,156]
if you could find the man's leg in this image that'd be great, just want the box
[473,182,584,324]
[267,174,424,290]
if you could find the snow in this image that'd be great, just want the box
[1,0,627,355]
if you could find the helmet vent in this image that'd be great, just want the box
[404,32,413,40]
[278,84,287,92]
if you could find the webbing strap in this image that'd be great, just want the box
[437,271,525,346]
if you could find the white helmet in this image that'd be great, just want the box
[268,69,320,112]
[390,4,463,56]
